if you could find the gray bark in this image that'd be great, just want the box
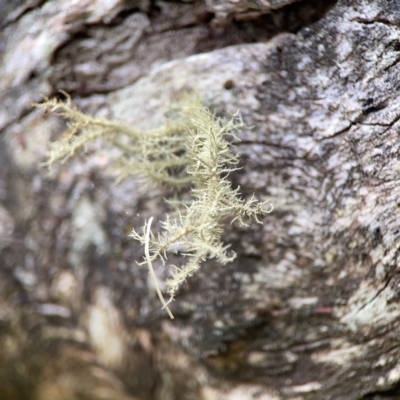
[1,1,400,399]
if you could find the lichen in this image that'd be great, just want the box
[34,93,272,319]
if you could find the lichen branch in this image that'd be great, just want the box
[145,217,174,319]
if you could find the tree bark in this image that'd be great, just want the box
[1,1,400,399]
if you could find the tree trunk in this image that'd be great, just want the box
[1,1,400,399]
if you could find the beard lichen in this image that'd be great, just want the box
[35,93,272,319]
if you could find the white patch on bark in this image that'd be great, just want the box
[87,286,126,368]
[341,283,400,329]
[282,381,322,395]
[311,338,366,366]
[68,195,108,267]
[288,297,318,309]
[51,271,78,304]
[0,205,14,250]
[201,384,280,400]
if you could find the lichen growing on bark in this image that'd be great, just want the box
[35,93,272,318]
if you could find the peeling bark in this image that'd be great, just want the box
[1,1,400,399]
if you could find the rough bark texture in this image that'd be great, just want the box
[1,0,400,399]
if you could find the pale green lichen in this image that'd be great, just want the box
[35,93,272,319]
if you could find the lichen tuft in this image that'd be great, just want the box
[35,93,272,319]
